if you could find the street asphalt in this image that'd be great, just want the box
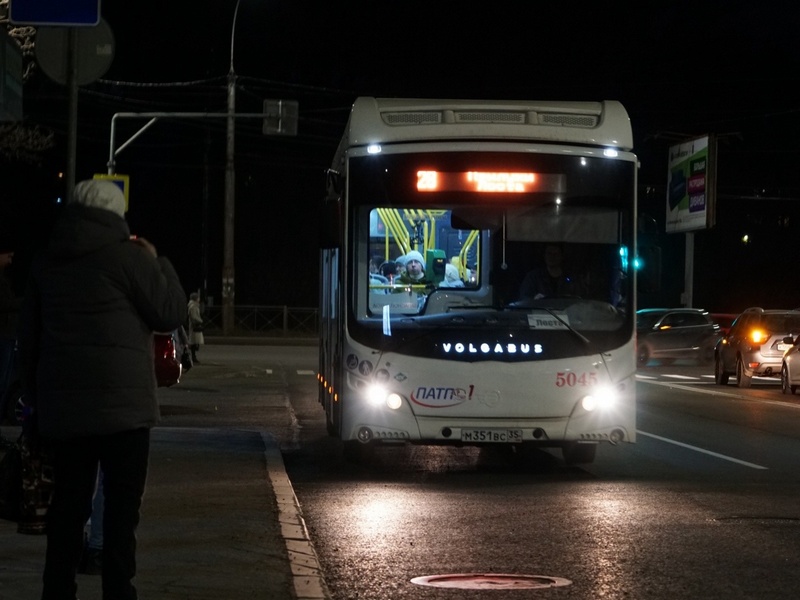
[0,335,328,600]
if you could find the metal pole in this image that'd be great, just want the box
[683,232,694,308]
[222,1,241,335]
[66,28,78,203]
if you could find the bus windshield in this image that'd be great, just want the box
[349,150,636,351]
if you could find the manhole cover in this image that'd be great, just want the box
[411,573,572,590]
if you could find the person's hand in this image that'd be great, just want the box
[130,236,157,258]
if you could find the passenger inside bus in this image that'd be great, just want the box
[397,251,431,286]
[379,260,399,283]
[440,263,465,288]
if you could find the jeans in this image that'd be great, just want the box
[41,428,150,600]
[88,468,104,550]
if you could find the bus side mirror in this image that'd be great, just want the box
[319,195,341,249]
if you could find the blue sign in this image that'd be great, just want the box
[10,0,101,26]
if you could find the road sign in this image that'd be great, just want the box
[263,100,298,136]
[93,173,129,212]
[9,0,101,26]
[35,18,114,85]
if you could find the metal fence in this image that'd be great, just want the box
[202,305,318,336]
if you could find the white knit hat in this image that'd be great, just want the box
[404,250,425,270]
[72,180,126,218]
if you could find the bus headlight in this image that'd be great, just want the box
[365,385,404,410]
[386,393,403,410]
[581,386,616,412]
[366,384,387,406]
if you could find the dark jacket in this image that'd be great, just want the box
[17,205,187,439]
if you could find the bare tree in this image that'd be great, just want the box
[1,2,54,163]
[1,0,38,81]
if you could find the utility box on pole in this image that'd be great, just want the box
[263,99,298,136]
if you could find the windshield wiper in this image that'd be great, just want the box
[535,306,593,347]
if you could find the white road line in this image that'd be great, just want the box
[296,369,315,375]
[635,374,658,380]
[663,374,699,380]
[637,379,800,409]
[266,369,273,374]
[637,430,768,470]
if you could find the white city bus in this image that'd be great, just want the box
[319,97,637,464]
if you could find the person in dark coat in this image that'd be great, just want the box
[0,246,20,401]
[17,179,187,600]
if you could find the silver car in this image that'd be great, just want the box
[781,336,800,394]
[715,307,800,388]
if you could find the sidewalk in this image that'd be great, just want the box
[0,426,330,600]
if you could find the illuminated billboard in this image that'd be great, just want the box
[665,135,717,233]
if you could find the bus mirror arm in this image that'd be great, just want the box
[319,195,342,249]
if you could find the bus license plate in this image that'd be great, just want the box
[461,429,522,443]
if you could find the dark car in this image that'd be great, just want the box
[715,307,800,388]
[636,308,719,367]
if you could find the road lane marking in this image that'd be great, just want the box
[663,374,699,380]
[296,369,315,375]
[637,430,768,469]
[637,379,800,410]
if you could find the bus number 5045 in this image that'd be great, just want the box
[556,372,598,387]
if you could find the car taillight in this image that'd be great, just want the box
[749,329,767,344]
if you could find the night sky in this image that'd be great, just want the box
[2,1,799,310]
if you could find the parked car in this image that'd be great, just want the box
[636,308,719,367]
[715,307,800,388]
[780,336,800,394]
[154,331,183,388]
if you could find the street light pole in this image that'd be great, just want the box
[223,0,241,335]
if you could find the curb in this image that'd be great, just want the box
[263,433,331,600]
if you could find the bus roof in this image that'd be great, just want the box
[335,97,633,164]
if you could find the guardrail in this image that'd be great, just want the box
[201,305,319,336]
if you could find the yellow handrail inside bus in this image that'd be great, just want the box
[375,208,452,262]
[459,230,480,279]
[377,208,410,257]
